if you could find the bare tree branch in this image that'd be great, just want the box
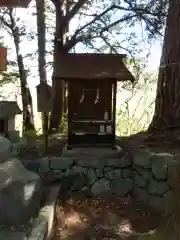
[67,0,88,21]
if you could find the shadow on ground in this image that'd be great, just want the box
[52,189,163,240]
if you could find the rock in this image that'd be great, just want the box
[71,174,88,191]
[164,190,173,211]
[104,167,115,172]
[148,195,166,211]
[110,179,133,195]
[73,148,117,157]
[122,169,132,178]
[105,169,122,180]
[167,160,179,185]
[43,170,67,183]
[134,187,148,203]
[50,157,74,169]
[0,158,42,226]
[105,156,131,168]
[134,150,152,168]
[134,172,147,188]
[38,157,50,175]
[0,229,27,240]
[52,170,65,180]
[91,178,110,195]
[0,136,12,161]
[23,160,40,174]
[28,215,47,240]
[96,169,103,177]
[135,168,151,180]
[151,153,174,180]
[77,158,105,168]
[87,169,97,185]
[63,149,81,157]
[148,179,169,196]
[71,166,87,175]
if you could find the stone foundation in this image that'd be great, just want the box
[133,150,176,211]
[25,147,178,211]
[38,148,133,196]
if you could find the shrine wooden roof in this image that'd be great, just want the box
[53,53,135,82]
[0,0,31,7]
[0,101,21,119]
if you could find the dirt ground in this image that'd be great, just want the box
[17,135,67,159]
[116,130,180,155]
[52,193,163,240]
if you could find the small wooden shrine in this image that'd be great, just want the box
[0,0,31,7]
[52,53,134,148]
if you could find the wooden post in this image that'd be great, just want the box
[36,82,52,155]
[112,81,117,147]
[0,47,7,71]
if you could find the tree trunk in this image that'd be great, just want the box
[49,1,68,133]
[36,0,48,137]
[11,22,35,132]
[149,0,180,132]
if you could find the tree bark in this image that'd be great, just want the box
[148,0,180,132]
[9,12,35,132]
[36,0,48,137]
[49,0,68,133]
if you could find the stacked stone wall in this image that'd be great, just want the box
[25,147,178,211]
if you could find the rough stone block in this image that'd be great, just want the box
[134,172,147,188]
[28,216,47,240]
[77,158,104,169]
[52,170,65,180]
[38,157,50,174]
[110,178,133,195]
[96,169,103,177]
[148,195,166,211]
[135,168,151,180]
[0,229,27,240]
[122,169,132,178]
[105,157,131,168]
[0,136,12,162]
[164,190,173,210]
[104,167,115,172]
[71,174,88,191]
[134,150,152,168]
[63,149,81,157]
[71,166,87,175]
[0,158,42,227]
[167,162,179,186]
[148,179,169,196]
[87,168,97,185]
[105,169,122,180]
[134,187,148,203]
[23,159,40,175]
[50,157,74,170]
[91,178,110,195]
[151,153,174,180]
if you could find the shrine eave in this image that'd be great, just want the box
[0,0,31,7]
[52,53,135,82]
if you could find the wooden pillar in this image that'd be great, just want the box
[112,81,117,145]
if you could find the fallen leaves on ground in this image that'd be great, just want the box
[51,195,163,240]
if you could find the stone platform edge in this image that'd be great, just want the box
[27,185,60,240]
